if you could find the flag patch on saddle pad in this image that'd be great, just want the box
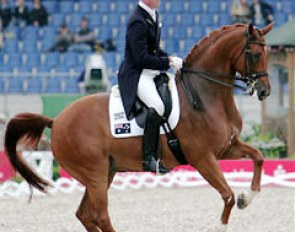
[114,123,131,134]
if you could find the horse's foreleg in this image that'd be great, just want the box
[222,140,264,209]
[193,154,235,227]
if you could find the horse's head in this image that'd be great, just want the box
[235,23,274,101]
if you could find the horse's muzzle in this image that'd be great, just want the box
[257,87,270,101]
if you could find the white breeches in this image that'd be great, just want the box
[137,69,165,116]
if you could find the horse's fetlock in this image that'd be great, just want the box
[222,193,235,206]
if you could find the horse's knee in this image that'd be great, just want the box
[249,150,264,167]
[254,151,264,167]
[256,158,264,167]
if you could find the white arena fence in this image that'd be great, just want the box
[0,151,294,198]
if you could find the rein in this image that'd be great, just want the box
[181,68,234,88]
[179,68,246,110]
[180,26,268,110]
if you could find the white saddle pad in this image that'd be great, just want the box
[109,74,180,138]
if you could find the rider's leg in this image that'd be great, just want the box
[137,70,165,116]
[142,108,168,173]
[137,70,168,174]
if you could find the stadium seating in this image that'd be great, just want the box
[25,53,41,67]
[43,1,58,15]
[26,76,44,93]
[45,52,60,67]
[59,1,75,14]
[64,77,80,93]
[63,52,80,68]
[3,39,18,53]
[77,1,93,14]
[7,77,25,93]
[0,0,293,94]
[44,76,63,93]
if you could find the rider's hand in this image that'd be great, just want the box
[169,56,183,71]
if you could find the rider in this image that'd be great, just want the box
[118,0,183,173]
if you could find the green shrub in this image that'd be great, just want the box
[241,122,286,158]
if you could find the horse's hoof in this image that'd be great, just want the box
[237,193,248,210]
[211,223,228,232]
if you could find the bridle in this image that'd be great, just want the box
[180,26,269,109]
[234,26,268,93]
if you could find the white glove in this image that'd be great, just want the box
[169,56,183,71]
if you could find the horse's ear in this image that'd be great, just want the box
[248,24,254,36]
[262,21,275,35]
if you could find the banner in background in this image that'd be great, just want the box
[42,94,83,137]
[42,94,83,118]
[0,151,15,182]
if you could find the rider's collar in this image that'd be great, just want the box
[139,1,156,22]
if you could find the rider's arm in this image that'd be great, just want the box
[127,20,170,70]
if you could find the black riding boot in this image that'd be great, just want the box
[143,108,169,174]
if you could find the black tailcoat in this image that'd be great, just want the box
[118,6,170,120]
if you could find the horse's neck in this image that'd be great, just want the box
[195,74,235,115]
[180,29,244,120]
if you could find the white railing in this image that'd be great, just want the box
[0,151,294,198]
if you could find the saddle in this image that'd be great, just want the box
[109,73,187,165]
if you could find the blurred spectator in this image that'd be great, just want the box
[14,0,29,27]
[230,0,250,24]
[0,0,12,29]
[68,16,95,53]
[29,0,48,27]
[250,0,274,27]
[48,24,73,52]
[78,43,109,94]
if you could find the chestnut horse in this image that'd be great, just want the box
[5,23,273,232]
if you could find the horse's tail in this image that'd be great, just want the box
[4,113,54,193]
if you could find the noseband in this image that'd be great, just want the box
[180,26,269,109]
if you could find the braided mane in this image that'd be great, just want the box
[184,24,247,65]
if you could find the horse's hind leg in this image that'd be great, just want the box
[76,186,115,232]
[192,154,235,228]
[87,184,115,232]
[76,190,98,232]
[75,160,116,232]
